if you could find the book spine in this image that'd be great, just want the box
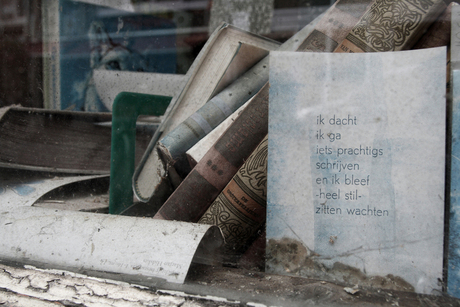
[334,0,446,53]
[412,2,454,49]
[156,13,327,178]
[186,97,251,169]
[198,134,268,262]
[153,83,269,222]
[297,0,375,52]
[158,57,269,177]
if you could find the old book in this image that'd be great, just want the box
[155,12,327,180]
[153,83,269,222]
[0,106,151,173]
[298,0,375,52]
[266,49,446,293]
[412,2,455,49]
[198,134,268,263]
[334,0,446,53]
[133,23,280,202]
[186,98,251,169]
[157,56,270,178]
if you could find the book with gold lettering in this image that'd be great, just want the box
[334,0,446,53]
[151,12,323,186]
[153,84,269,222]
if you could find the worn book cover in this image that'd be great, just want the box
[412,2,455,50]
[199,134,268,264]
[267,48,446,294]
[153,84,269,222]
[0,106,152,174]
[298,0,374,52]
[133,23,280,202]
[334,0,446,53]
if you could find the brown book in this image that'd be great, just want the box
[412,2,455,49]
[298,0,376,52]
[0,106,151,173]
[334,0,446,53]
[153,84,269,222]
[198,134,268,262]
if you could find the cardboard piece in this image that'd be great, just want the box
[267,48,446,294]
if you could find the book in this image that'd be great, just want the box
[266,48,446,293]
[0,106,152,174]
[157,56,271,178]
[334,0,446,53]
[186,98,251,169]
[133,23,280,202]
[297,0,375,52]
[198,134,268,263]
[154,12,326,181]
[153,83,269,222]
[412,2,455,50]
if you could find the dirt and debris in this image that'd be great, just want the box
[186,264,460,307]
[265,237,415,293]
[1,259,460,307]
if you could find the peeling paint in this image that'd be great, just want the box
[0,264,236,307]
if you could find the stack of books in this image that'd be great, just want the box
[0,0,454,291]
[131,0,452,271]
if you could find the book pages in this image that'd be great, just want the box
[267,48,446,294]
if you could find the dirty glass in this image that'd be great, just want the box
[0,0,458,306]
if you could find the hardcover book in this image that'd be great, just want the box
[153,84,269,222]
[266,48,446,294]
[133,23,280,202]
[155,12,324,180]
[186,98,251,169]
[298,0,375,52]
[334,0,446,53]
[198,134,268,264]
[412,2,455,50]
